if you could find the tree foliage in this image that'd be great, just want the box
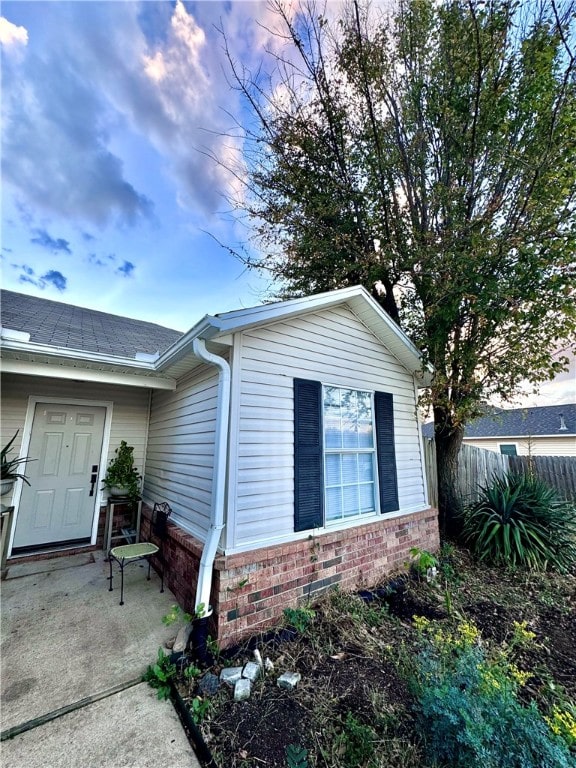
[224,0,576,526]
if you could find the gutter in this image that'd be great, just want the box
[0,338,159,370]
[156,315,223,371]
[191,338,231,613]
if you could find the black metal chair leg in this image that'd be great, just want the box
[119,559,125,606]
[108,556,113,592]
[147,558,151,581]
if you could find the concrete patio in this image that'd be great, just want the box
[1,550,201,767]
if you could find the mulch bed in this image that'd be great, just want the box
[170,547,576,767]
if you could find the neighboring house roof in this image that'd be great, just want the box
[0,290,183,358]
[423,404,576,439]
[465,404,576,438]
[1,285,433,387]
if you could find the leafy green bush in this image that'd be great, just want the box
[460,472,576,571]
[407,618,574,768]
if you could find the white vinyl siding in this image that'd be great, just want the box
[145,363,220,541]
[464,437,576,457]
[230,305,427,550]
[0,373,149,473]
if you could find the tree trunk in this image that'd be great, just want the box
[433,406,465,539]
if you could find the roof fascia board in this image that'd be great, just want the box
[0,338,159,371]
[1,358,176,390]
[214,285,368,332]
[212,285,434,385]
[155,315,223,371]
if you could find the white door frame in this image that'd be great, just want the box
[8,396,114,557]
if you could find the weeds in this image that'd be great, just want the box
[183,663,202,680]
[283,605,316,634]
[285,743,308,768]
[337,712,377,767]
[167,544,575,768]
[189,695,212,724]
[143,648,176,700]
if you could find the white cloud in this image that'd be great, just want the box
[1,4,154,227]
[0,17,28,47]
[1,1,351,233]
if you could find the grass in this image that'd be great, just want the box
[173,545,576,767]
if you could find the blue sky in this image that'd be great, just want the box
[0,1,294,331]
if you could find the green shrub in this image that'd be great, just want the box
[460,472,576,571]
[408,618,574,768]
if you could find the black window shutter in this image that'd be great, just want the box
[294,378,324,532]
[374,391,399,514]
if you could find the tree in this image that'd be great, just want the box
[223,0,576,533]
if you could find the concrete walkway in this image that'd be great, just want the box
[1,550,201,767]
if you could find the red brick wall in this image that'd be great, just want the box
[141,506,439,646]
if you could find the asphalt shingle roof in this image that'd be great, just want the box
[1,290,183,359]
[423,404,576,439]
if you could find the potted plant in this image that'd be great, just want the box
[1,431,33,497]
[102,441,142,500]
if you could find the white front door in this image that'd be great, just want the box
[13,403,106,549]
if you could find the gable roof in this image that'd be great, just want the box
[1,290,183,358]
[157,285,434,385]
[423,404,576,439]
[1,286,433,387]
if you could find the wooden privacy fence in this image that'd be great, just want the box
[509,455,576,502]
[424,440,576,509]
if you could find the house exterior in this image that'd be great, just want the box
[459,405,576,457]
[1,286,438,644]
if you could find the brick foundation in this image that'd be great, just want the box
[141,506,439,647]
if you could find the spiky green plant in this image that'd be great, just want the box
[461,473,576,572]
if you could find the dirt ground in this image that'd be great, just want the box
[173,546,576,768]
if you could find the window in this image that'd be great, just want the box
[294,378,398,532]
[499,444,518,456]
[323,386,377,522]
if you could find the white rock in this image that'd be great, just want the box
[264,657,274,672]
[242,661,260,682]
[277,672,301,690]
[220,666,243,686]
[426,566,438,583]
[253,648,263,667]
[234,678,251,701]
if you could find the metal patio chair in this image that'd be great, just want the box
[108,502,171,605]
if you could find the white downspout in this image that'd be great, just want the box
[192,338,231,613]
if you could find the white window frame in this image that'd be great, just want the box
[322,384,380,525]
